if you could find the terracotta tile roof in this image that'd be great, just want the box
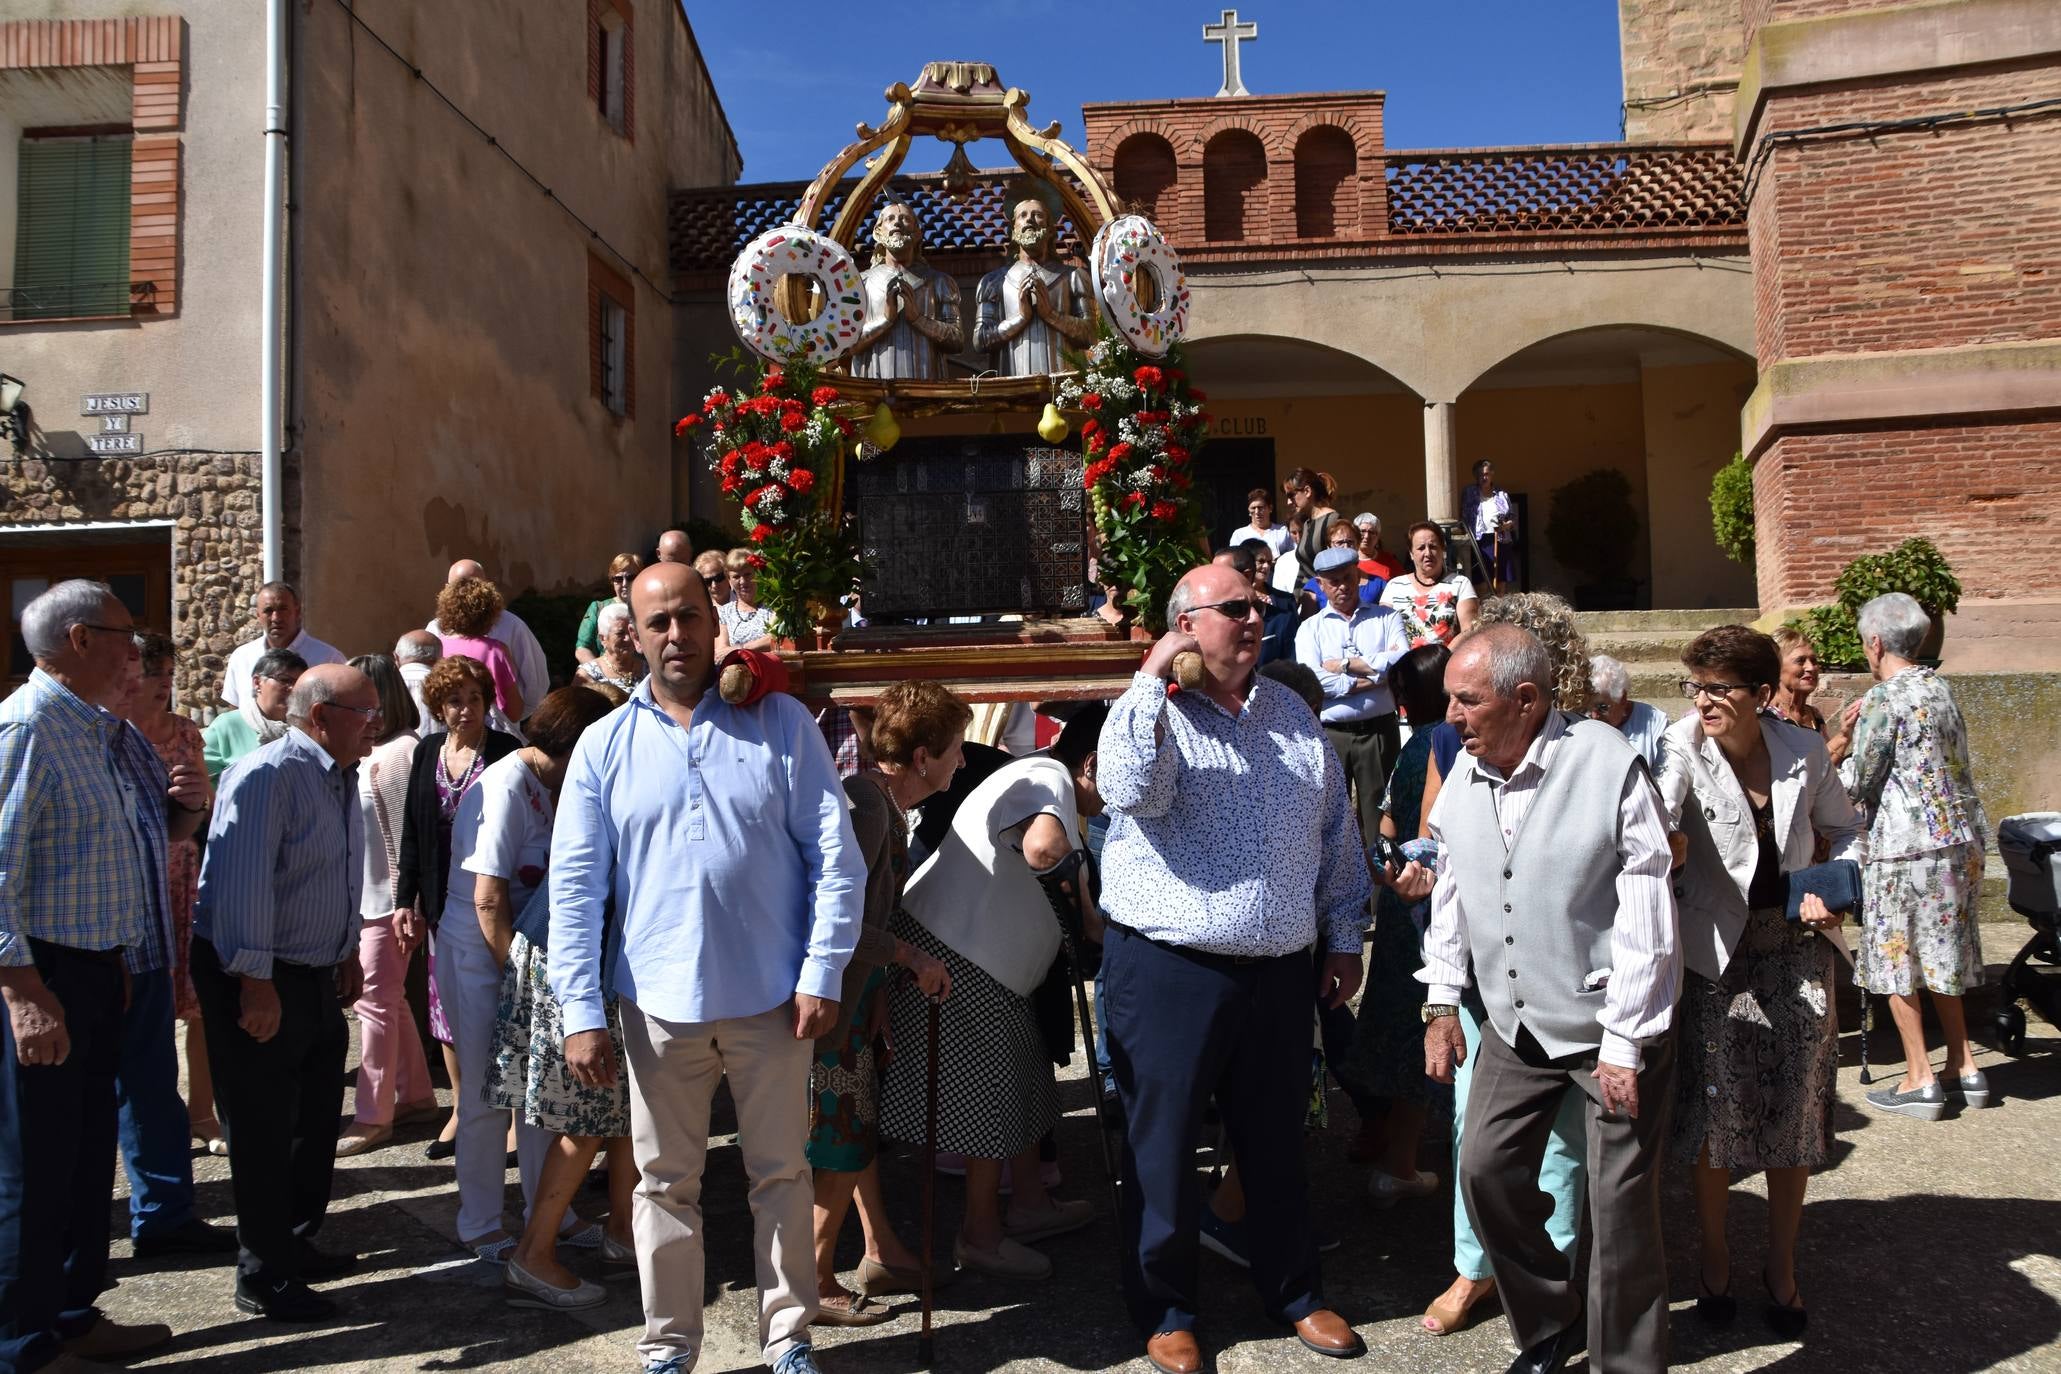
[668,171,1086,276]
[669,144,1744,276]
[1384,144,1745,236]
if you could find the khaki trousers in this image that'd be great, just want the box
[620,997,816,1369]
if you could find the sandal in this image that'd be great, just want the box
[813,1288,894,1327]
[1421,1276,1495,1337]
[854,1254,954,1298]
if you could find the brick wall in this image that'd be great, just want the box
[1618,0,1746,142]
[1080,93,1387,256]
[1746,67,2061,361]
[1741,0,2061,615]
[2,452,270,714]
[1752,420,2061,607]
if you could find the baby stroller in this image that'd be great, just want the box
[1996,813,2061,1055]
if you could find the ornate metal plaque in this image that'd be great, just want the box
[849,436,1088,618]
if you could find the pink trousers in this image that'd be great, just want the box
[352,917,432,1125]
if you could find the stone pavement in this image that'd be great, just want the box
[101,920,2061,1374]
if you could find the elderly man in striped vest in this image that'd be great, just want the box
[1410,623,1681,1374]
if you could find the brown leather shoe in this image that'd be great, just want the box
[1146,1329,1202,1374]
[1292,1308,1365,1358]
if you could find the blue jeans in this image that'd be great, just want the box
[116,969,196,1239]
[1451,1000,1586,1281]
[0,943,125,1374]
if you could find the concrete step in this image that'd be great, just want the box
[1585,629,1705,664]
[1575,608,1760,633]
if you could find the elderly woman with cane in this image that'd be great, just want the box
[877,707,1108,1282]
[1828,592,1991,1120]
[807,683,961,1323]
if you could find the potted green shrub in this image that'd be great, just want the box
[1832,537,1961,664]
[1545,467,1642,610]
[1709,452,1753,565]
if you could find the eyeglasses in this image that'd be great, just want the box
[77,622,133,637]
[1679,679,1753,701]
[321,702,380,721]
[1194,597,1265,621]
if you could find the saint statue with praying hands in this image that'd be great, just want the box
[973,186,1097,377]
[850,197,963,381]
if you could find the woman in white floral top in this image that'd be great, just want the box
[1379,521,1479,647]
[1828,593,1990,1121]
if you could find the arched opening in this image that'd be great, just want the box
[1111,132,1178,224]
[1294,126,1356,239]
[1182,335,1423,549]
[1203,129,1267,242]
[1455,326,1758,609]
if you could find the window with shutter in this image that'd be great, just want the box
[10,136,132,321]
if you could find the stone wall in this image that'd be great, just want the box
[1,451,266,716]
[1617,0,1745,142]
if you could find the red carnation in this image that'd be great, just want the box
[789,468,816,494]
[1188,387,1208,404]
[748,553,768,571]
[750,523,775,543]
[1108,442,1134,463]
[1081,418,1101,438]
[760,367,786,393]
[1150,500,1178,521]
[836,416,856,437]
[1081,393,1103,411]
[720,474,742,495]
[1169,368,1187,383]
[780,410,807,433]
[720,452,741,475]
[811,385,840,407]
[1148,465,1167,484]
[1122,491,1146,510]
[1172,470,1192,491]
[1087,431,1107,455]
[1133,365,1164,390]
[1164,444,1190,465]
[674,415,700,436]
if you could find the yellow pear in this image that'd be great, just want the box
[1037,401,1070,444]
[862,402,900,452]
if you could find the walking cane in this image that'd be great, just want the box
[919,995,940,1368]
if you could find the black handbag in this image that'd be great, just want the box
[1785,858,1862,923]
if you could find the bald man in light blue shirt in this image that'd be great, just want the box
[548,562,860,1374]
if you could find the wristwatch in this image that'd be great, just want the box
[1421,1003,1458,1023]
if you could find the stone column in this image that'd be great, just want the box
[1423,400,1459,524]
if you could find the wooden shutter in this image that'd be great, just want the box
[12,137,133,320]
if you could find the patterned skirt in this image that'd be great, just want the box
[484,933,630,1138]
[426,935,453,1045]
[1340,888,1433,1104]
[877,912,1058,1160]
[1671,906,1837,1171]
[1856,842,1986,996]
[808,966,888,1174]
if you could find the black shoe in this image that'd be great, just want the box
[505,1150,519,1170]
[1695,1271,1736,1326]
[133,1218,239,1259]
[234,1276,340,1322]
[1762,1270,1807,1339]
[1504,1305,1583,1374]
[424,1138,455,1161]
[296,1244,360,1282]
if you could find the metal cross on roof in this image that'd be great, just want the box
[1204,8,1257,98]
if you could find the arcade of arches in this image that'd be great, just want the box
[1184,328,1759,610]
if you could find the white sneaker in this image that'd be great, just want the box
[1367,1168,1440,1208]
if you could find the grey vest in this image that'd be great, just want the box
[1446,717,1644,1060]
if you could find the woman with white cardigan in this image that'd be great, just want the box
[1655,625,1865,1341]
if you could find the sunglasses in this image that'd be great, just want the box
[707,572,731,584]
[1193,597,1265,621]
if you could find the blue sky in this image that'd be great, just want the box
[685,2,1627,184]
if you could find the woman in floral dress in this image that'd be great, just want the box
[1379,521,1479,647]
[1829,593,1991,1121]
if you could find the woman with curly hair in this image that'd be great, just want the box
[1413,592,1592,1339]
[435,575,526,721]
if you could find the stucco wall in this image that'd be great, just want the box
[293,0,736,661]
[1642,359,1760,608]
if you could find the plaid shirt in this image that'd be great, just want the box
[0,668,171,973]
